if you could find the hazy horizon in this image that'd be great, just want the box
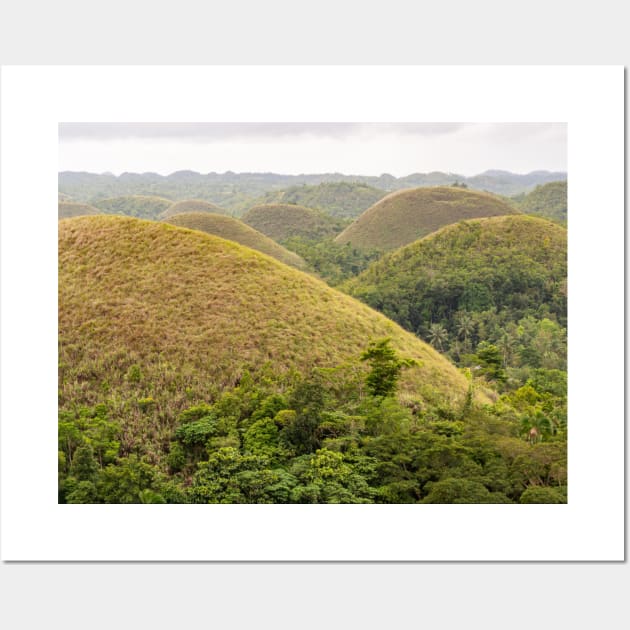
[59,122,567,177]
[58,167,567,178]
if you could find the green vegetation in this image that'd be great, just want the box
[163,212,306,269]
[57,178,568,504]
[344,215,567,390]
[92,195,174,220]
[59,217,478,472]
[511,181,567,224]
[58,201,101,219]
[253,182,388,219]
[281,237,383,286]
[335,186,516,251]
[58,354,567,504]
[162,199,227,218]
[242,203,347,242]
[361,338,416,397]
[58,170,567,210]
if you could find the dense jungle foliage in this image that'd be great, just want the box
[344,216,567,390]
[59,339,567,504]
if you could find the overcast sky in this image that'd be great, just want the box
[58,123,567,177]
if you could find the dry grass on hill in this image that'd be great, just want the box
[59,216,480,453]
[164,212,306,269]
[242,203,345,241]
[162,199,226,218]
[335,186,516,251]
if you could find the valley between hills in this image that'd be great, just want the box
[58,171,567,504]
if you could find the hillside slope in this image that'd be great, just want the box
[162,199,227,218]
[163,212,306,269]
[242,203,346,241]
[59,217,475,433]
[335,186,515,250]
[58,202,101,219]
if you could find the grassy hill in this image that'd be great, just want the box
[163,212,306,269]
[162,199,227,218]
[58,216,569,505]
[58,202,101,219]
[92,195,173,220]
[59,217,476,443]
[343,215,567,385]
[335,186,516,251]
[511,181,567,224]
[242,203,347,241]
[254,182,388,219]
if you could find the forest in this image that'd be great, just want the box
[58,172,568,504]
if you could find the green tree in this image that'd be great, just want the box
[70,444,99,482]
[422,478,508,503]
[474,341,507,383]
[65,480,98,504]
[520,410,554,444]
[97,455,157,503]
[428,323,449,351]
[360,338,416,397]
[282,378,327,454]
[519,486,566,503]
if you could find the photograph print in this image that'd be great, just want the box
[58,122,567,505]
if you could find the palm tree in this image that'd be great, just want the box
[520,411,554,444]
[428,322,449,352]
[456,312,476,344]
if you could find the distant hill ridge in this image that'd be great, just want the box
[58,201,101,219]
[58,169,567,211]
[92,195,173,220]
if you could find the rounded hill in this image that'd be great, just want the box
[58,201,101,219]
[256,182,388,219]
[163,212,306,269]
[512,181,567,224]
[335,186,515,251]
[92,195,173,220]
[162,199,226,218]
[242,203,346,242]
[343,215,567,359]
[59,217,476,448]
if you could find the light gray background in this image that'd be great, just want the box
[1,1,627,628]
